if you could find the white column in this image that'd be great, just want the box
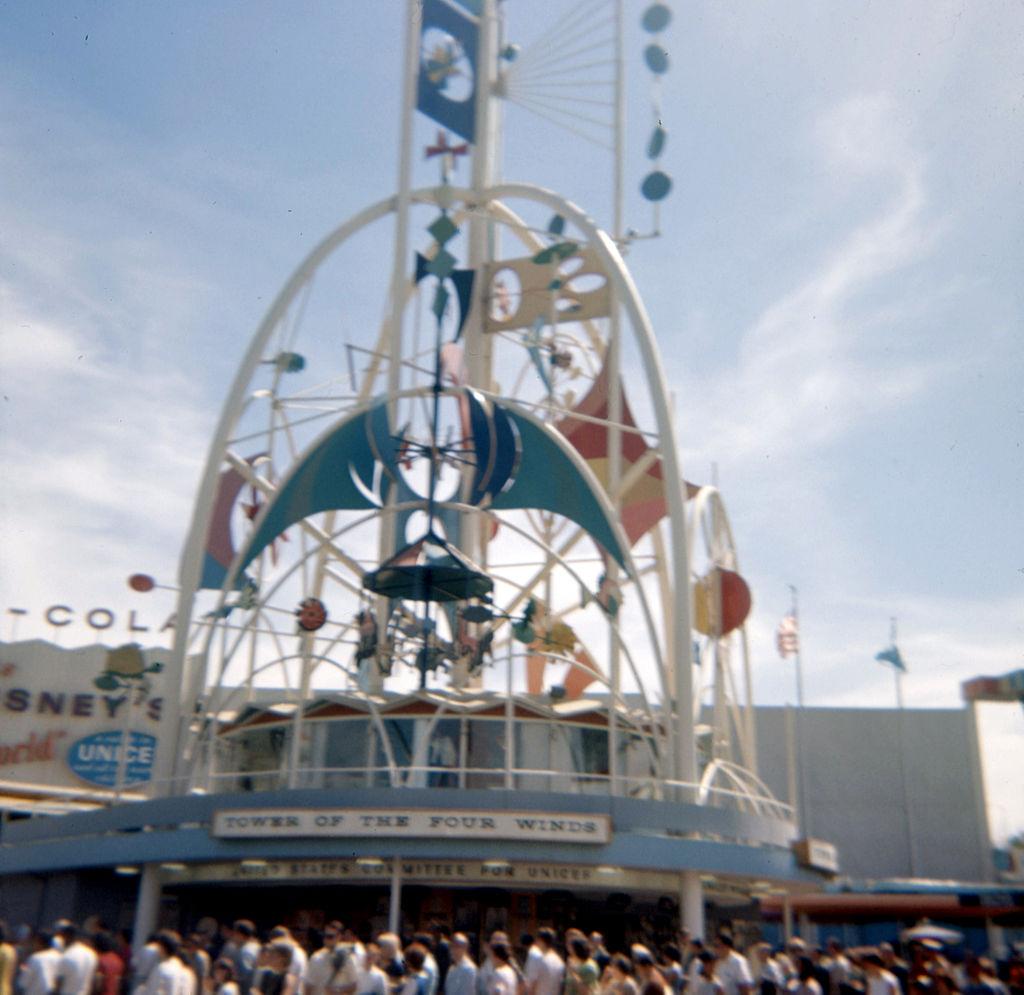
[679,870,704,938]
[985,921,1007,960]
[388,857,403,935]
[798,913,815,945]
[132,865,162,956]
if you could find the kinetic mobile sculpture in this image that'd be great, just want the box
[166,0,776,819]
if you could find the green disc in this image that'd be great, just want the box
[644,44,670,74]
[642,3,672,33]
[641,170,672,202]
[647,125,667,159]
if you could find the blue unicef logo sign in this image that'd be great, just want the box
[66,730,157,788]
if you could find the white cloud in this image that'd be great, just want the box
[682,94,944,470]
[0,279,211,629]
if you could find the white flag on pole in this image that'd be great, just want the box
[776,614,799,658]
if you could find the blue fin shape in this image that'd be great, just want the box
[465,388,518,504]
[450,268,475,339]
[489,403,627,569]
[236,402,386,574]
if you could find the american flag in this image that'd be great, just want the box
[776,614,799,658]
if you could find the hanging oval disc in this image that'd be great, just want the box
[644,44,670,74]
[642,3,672,33]
[647,125,667,159]
[641,170,673,201]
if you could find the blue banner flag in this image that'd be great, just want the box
[875,645,906,672]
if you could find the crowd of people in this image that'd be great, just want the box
[1,918,1021,995]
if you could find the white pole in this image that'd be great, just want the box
[388,857,403,934]
[890,617,918,876]
[131,864,161,956]
[784,703,798,819]
[466,0,497,393]
[378,0,422,592]
[505,637,514,789]
[679,870,704,938]
[606,0,626,799]
[466,1,499,689]
[389,0,420,398]
[791,587,809,839]
[288,633,314,788]
[613,0,625,240]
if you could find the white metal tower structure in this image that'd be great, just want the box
[160,0,786,933]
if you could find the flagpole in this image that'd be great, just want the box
[792,586,806,710]
[791,586,809,840]
[887,617,917,876]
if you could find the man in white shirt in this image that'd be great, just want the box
[748,944,784,995]
[825,942,850,995]
[356,942,389,995]
[520,935,541,992]
[56,926,98,995]
[444,935,477,995]
[303,921,358,995]
[139,933,190,995]
[21,931,62,995]
[229,922,261,995]
[710,935,751,995]
[525,930,563,995]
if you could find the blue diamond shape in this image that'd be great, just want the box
[428,214,459,245]
[427,248,457,278]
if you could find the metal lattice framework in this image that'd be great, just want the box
[160,1,782,825]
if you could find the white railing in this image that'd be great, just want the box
[173,763,794,820]
[0,766,794,826]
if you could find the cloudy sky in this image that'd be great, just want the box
[1,1,1021,840]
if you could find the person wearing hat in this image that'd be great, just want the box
[444,936,477,995]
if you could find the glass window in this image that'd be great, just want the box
[466,718,506,788]
[321,718,371,787]
[428,718,461,787]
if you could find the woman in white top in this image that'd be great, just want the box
[486,944,517,995]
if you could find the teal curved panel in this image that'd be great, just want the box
[489,406,627,569]
[236,404,385,574]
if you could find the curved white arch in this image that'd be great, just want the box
[170,182,694,791]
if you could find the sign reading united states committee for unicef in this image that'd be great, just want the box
[212,808,611,843]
